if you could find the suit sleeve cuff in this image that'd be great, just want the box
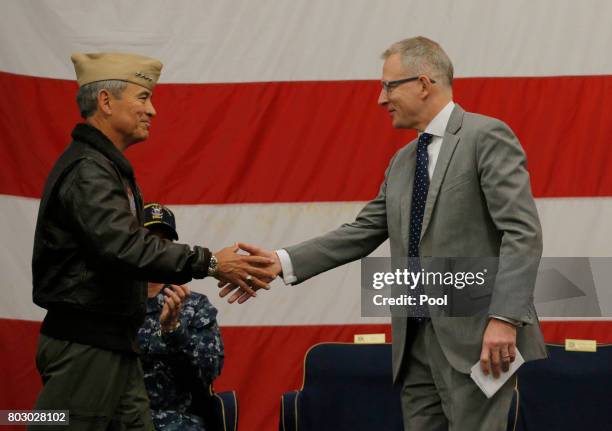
[489,315,523,327]
[276,249,297,284]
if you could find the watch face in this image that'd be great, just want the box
[208,256,218,274]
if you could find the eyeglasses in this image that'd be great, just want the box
[381,76,436,93]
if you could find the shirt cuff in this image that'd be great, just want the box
[275,249,297,285]
[489,315,523,327]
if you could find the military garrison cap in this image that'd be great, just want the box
[71,52,162,91]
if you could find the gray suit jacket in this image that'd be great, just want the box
[285,104,547,381]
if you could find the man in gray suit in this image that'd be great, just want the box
[222,36,546,430]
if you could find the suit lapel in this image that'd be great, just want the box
[420,105,465,241]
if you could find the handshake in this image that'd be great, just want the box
[211,243,281,304]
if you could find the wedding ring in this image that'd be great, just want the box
[246,275,253,285]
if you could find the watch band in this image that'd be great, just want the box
[208,255,219,277]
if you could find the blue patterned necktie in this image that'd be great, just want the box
[407,132,433,319]
[409,133,433,257]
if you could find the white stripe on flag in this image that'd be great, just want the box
[2,194,612,323]
[1,0,612,81]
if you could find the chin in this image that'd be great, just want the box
[128,134,149,146]
[392,117,415,130]
[392,119,406,129]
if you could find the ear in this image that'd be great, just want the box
[97,89,113,115]
[418,75,434,99]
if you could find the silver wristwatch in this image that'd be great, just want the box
[208,255,219,277]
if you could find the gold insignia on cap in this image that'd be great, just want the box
[71,52,163,91]
[151,204,163,219]
[135,71,153,82]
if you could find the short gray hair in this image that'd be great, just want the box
[76,80,127,119]
[382,36,454,88]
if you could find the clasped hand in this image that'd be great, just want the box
[212,243,280,302]
[160,284,190,333]
[216,243,281,304]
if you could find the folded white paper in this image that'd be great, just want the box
[470,349,524,398]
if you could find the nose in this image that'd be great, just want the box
[146,99,157,117]
[377,87,388,106]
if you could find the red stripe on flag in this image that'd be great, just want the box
[1,72,611,202]
[1,318,611,430]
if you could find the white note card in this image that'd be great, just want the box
[470,349,524,398]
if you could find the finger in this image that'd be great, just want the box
[161,304,179,329]
[164,294,179,312]
[219,284,239,297]
[164,288,183,309]
[490,348,501,378]
[227,280,256,303]
[160,304,169,322]
[242,255,275,265]
[177,284,191,296]
[508,344,517,363]
[248,275,271,290]
[230,285,260,304]
[218,281,241,290]
[244,267,277,281]
[169,284,187,302]
[231,275,257,297]
[480,347,491,376]
[228,290,242,303]
[237,290,258,304]
[164,292,178,312]
[165,287,181,302]
[500,346,511,373]
[237,242,267,256]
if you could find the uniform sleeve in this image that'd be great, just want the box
[180,296,225,385]
[137,312,166,355]
[137,296,224,386]
[136,304,190,356]
[59,158,210,283]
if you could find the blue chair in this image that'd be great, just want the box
[509,344,612,431]
[279,342,403,431]
[280,341,612,430]
[163,351,238,430]
[188,384,239,431]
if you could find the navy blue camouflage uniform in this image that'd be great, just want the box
[137,289,224,430]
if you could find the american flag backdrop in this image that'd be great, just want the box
[1,1,612,429]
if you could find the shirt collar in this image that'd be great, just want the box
[422,101,455,138]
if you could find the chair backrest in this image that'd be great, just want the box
[512,344,612,430]
[297,343,403,431]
